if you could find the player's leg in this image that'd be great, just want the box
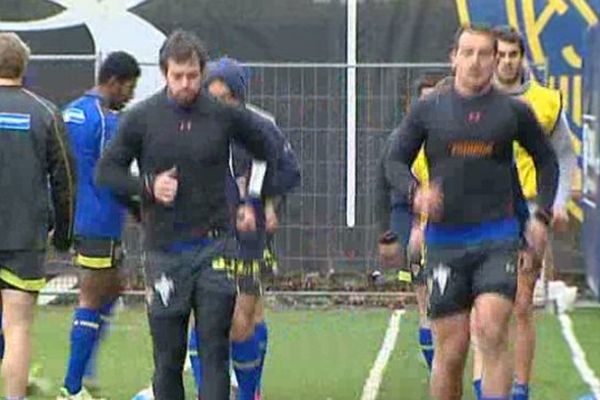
[427,247,473,400]
[231,259,263,400]
[253,300,268,400]
[430,313,470,400]
[230,229,265,343]
[415,278,434,371]
[1,289,36,398]
[0,250,45,399]
[61,239,121,398]
[188,315,204,398]
[472,240,519,399]
[145,250,195,400]
[512,250,538,400]
[148,312,190,400]
[470,310,483,400]
[195,248,236,400]
[83,296,120,390]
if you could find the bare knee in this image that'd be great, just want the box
[475,320,509,356]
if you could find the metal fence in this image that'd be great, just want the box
[240,63,450,276]
[35,57,454,291]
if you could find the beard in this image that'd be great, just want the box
[170,88,199,107]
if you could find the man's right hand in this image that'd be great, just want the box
[153,166,178,205]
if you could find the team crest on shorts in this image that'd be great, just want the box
[433,263,450,295]
[154,273,174,307]
[505,261,516,275]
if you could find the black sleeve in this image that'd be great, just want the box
[229,107,278,196]
[96,106,145,201]
[231,141,253,178]
[514,101,559,213]
[385,103,426,221]
[374,141,392,233]
[46,108,76,250]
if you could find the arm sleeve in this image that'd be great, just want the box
[515,103,559,212]
[385,104,427,221]
[229,107,278,197]
[47,108,76,248]
[549,111,576,208]
[374,140,393,233]
[96,107,145,200]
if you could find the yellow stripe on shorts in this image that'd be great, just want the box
[75,254,113,269]
[0,268,46,292]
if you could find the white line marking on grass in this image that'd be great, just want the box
[558,313,600,398]
[360,309,405,400]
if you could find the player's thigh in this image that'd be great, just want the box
[472,240,519,303]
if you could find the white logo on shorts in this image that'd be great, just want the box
[505,261,516,275]
[154,274,174,307]
[433,263,450,295]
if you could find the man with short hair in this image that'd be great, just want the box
[470,26,576,400]
[386,25,558,400]
[97,30,277,400]
[58,51,140,400]
[0,32,75,400]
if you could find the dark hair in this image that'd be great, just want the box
[492,25,525,56]
[159,30,208,72]
[98,51,140,84]
[452,23,497,54]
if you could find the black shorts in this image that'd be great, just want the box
[228,230,271,296]
[74,237,122,270]
[144,239,236,318]
[0,250,46,292]
[426,240,519,319]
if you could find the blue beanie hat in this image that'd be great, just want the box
[206,57,248,103]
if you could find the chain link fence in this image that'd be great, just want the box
[37,57,455,295]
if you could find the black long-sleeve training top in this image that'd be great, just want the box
[388,85,558,226]
[0,86,75,251]
[96,90,277,250]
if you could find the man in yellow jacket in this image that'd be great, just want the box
[471,26,576,400]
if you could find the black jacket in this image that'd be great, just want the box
[97,90,278,250]
[0,86,75,251]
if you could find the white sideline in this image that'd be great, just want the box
[360,309,404,400]
[558,313,600,399]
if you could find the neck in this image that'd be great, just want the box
[0,77,22,87]
[94,85,111,103]
[454,78,492,98]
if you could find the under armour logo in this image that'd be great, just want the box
[154,274,174,307]
[433,263,451,295]
[467,111,482,124]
